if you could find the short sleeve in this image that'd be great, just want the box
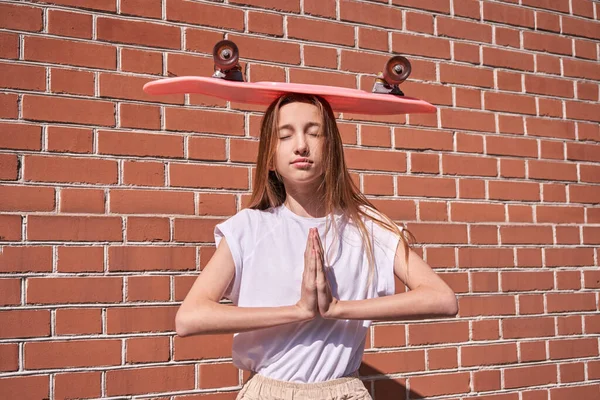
[373,223,402,298]
[214,211,249,304]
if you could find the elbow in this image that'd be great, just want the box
[176,304,213,337]
[442,290,458,317]
[175,309,193,337]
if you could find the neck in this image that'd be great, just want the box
[283,182,326,218]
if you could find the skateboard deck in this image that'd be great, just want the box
[143,39,436,115]
[143,77,436,115]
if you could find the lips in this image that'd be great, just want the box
[291,158,312,164]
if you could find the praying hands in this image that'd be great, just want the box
[295,228,340,320]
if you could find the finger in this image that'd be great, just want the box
[315,234,331,289]
[304,230,314,279]
[306,229,317,261]
[307,231,315,273]
[315,229,324,250]
[314,232,324,266]
[310,237,317,274]
[315,240,325,288]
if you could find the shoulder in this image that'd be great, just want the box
[239,206,278,221]
[356,205,404,244]
[220,206,278,228]
[355,205,397,229]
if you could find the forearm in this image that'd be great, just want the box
[332,287,458,321]
[176,301,310,337]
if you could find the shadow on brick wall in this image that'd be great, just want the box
[360,362,423,400]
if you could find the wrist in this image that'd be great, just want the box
[293,304,316,322]
[323,299,343,319]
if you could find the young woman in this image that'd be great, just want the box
[175,93,458,400]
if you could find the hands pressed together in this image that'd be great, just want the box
[296,228,340,320]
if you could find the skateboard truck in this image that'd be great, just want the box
[212,40,244,82]
[211,39,412,97]
[371,55,412,97]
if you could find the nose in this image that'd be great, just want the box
[294,133,309,155]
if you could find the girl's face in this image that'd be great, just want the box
[273,101,325,187]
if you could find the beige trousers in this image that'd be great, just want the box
[236,372,372,400]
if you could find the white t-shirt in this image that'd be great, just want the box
[214,203,400,383]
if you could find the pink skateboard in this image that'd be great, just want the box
[143,40,436,115]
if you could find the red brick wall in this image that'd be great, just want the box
[1,0,599,399]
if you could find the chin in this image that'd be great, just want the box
[282,173,322,186]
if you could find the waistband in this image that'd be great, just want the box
[247,370,361,390]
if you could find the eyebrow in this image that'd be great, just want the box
[278,122,321,131]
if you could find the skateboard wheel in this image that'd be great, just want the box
[213,40,239,70]
[383,56,411,85]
